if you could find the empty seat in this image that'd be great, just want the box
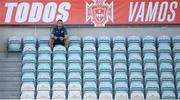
[68,91,81,100]
[23,36,37,47]
[23,45,36,56]
[68,46,81,57]
[83,45,96,56]
[114,72,128,83]
[38,55,51,64]
[113,36,126,47]
[160,72,174,82]
[37,72,50,82]
[145,72,158,82]
[83,91,97,100]
[130,91,144,100]
[114,63,127,73]
[69,36,81,46]
[129,63,142,72]
[146,91,160,100]
[83,72,97,82]
[53,45,66,55]
[144,63,158,72]
[8,36,22,52]
[99,81,112,91]
[161,81,175,91]
[21,91,35,99]
[143,36,156,46]
[36,91,50,99]
[99,63,112,73]
[38,36,49,46]
[21,82,35,91]
[145,81,159,92]
[129,72,143,82]
[98,36,111,47]
[23,55,36,64]
[114,81,128,91]
[83,81,97,91]
[128,36,141,46]
[22,72,35,82]
[113,53,126,63]
[161,91,176,99]
[115,91,129,100]
[130,81,144,92]
[38,46,51,55]
[83,36,96,47]
[99,72,112,82]
[52,91,66,100]
[37,82,50,91]
[37,63,51,73]
[99,91,113,100]
[22,63,36,73]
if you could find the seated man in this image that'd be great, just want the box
[49,19,68,48]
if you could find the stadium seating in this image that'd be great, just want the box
[19,35,180,100]
[8,36,22,52]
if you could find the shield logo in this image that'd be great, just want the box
[86,0,114,27]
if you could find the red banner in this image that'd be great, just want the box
[0,0,180,27]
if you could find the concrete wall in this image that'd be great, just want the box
[0,25,180,52]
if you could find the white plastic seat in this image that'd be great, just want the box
[83,91,97,100]
[37,82,50,91]
[21,91,35,99]
[68,91,81,100]
[8,36,22,52]
[21,82,35,91]
[130,91,144,100]
[36,91,50,100]
[146,91,160,100]
[52,82,66,91]
[99,91,113,100]
[115,91,129,100]
[52,91,66,100]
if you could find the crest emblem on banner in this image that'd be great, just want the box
[86,0,114,27]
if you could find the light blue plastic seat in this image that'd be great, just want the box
[113,53,126,63]
[83,54,96,63]
[68,56,81,73]
[83,81,97,92]
[38,54,51,64]
[161,91,176,99]
[23,36,37,47]
[53,63,66,73]
[53,54,66,63]
[22,72,35,82]
[175,63,180,73]
[83,45,96,57]
[99,81,112,92]
[83,36,96,47]
[176,72,180,83]
[99,63,112,73]
[99,72,112,82]
[23,55,36,64]
[114,63,127,73]
[128,36,141,46]
[129,72,143,82]
[38,36,49,46]
[68,46,81,57]
[143,53,157,63]
[8,36,22,52]
[143,36,156,46]
[98,36,111,47]
[69,36,81,46]
[130,81,144,92]
[115,81,128,91]
[159,63,173,72]
[22,63,36,73]
[129,63,142,73]
[37,63,51,73]
[23,45,36,57]
[37,72,50,82]
[158,53,172,63]
[113,44,126,55]
[53,72,66,82]
[128,45,141,54]
[176,82,180,92]
[143,45,156,54]
[114,72,127,83]
[113,36,126,47]
[98,45,111,57]
[98,54,111,65]
[161,81,175,91]
[160,72,174,82]
[53,45,66,56]
[145,72,158,82]
[68,72,81,82]
[38,46,51,56]
[145,81,159,92]
[144,63,158,72]
[128,53,142,63]
[83,62,96,73]
[83,72,97,82]
[158,36,171,45]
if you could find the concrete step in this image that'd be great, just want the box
[0,76,21,82]
[0,91,20,99]
[0,82,21,91]
[0,71,21,77]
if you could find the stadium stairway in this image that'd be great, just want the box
[0,53,22,99]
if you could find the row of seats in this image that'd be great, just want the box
[20,35,180,100]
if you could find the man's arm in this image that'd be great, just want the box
[63,27,69,48]
[50,25,58,40]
